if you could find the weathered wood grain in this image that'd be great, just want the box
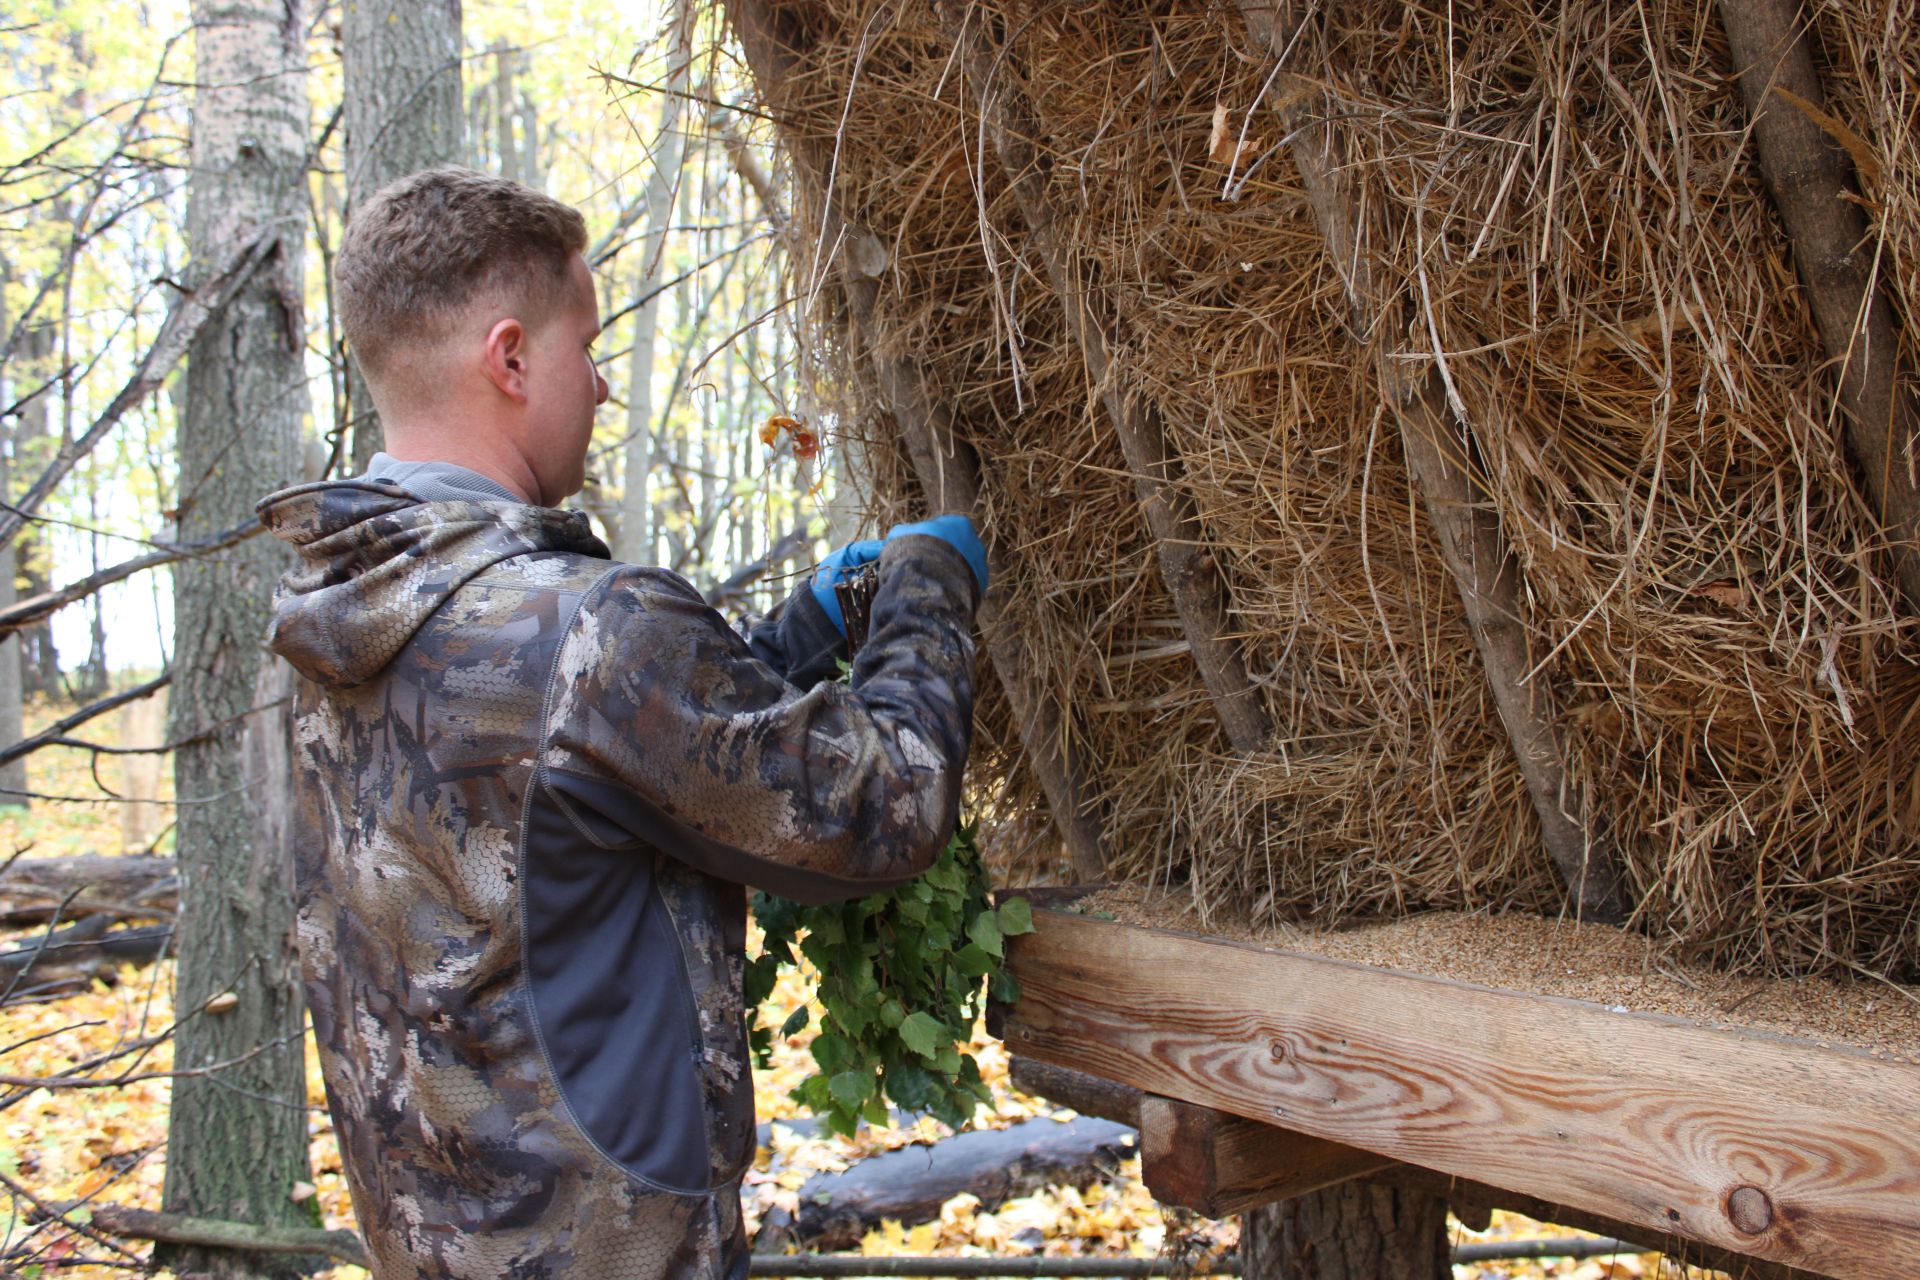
[1002,910,1920,1280]
[1140,1095,1393,1216]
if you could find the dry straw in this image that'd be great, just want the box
[726,0,1920,980]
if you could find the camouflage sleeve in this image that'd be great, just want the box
[542,534,980,904]
[736,579,847,690]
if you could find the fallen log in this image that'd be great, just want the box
[0,854,178,927]
[0,917,173,998]
[754,1114,1137,1251]
[88,1205,362,1267]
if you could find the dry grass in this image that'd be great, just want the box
[723,0,1920,980]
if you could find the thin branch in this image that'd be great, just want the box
[0,519,263,637]
[0,231,276,556]
[0,675,171,772]
[87,1206,365,1267]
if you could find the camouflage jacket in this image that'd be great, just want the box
[257,478,979,1279]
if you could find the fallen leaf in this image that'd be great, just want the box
[1208,103,1236,164]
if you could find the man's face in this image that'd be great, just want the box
[521,254,609,504]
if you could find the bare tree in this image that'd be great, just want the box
[614,0,694,565]
[161,1,314,1273]
[342,0,463,468]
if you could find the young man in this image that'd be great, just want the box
[257,167,986,1278]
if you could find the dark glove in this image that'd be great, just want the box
[810,539,884,637]
[886,514,989,596]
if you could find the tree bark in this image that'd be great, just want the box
[614,0,693,566]
[0,420,25,807]
[1240,1181,1450,1280]
[165,3,314,1273]
[1717,0,1920,611]
[342,0,463,468]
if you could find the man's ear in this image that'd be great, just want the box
[482,317,530,402]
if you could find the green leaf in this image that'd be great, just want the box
[829,1070,873,1108]
[779,1007,811,1038]
[990,968,1021,1004]
[952,943,995,976]
[862,1095,891,1127]
[997,897,1035,936]
[897,1010,946,1059]
[967,910,1004,958]
[811,1033,855,1075]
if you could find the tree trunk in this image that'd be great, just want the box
[615,0,693,565]
[12,320,59,701]
[164,2,314,1274]
[342,0,463,468]
[0,424,25,807]
[1240,1182,1451,1280]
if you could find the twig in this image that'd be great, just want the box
[0,231,275,556]
[0,520,263,637]
[0,675,171,771]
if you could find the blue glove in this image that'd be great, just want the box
[811,538,883,637]
[887,513,989,596]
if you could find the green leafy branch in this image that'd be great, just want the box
[745,820,1034,1137]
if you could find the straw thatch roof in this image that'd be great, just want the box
[719,0,1920,980]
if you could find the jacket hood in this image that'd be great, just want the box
[256,479,609,687]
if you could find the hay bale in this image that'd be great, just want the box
[720,0,1920,979]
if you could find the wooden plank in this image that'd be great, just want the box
[1139,1095,1393,1217]
[1001,909,1920,1280]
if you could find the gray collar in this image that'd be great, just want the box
[360,452,526,506]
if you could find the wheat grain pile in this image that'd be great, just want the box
[725,0,1920,980]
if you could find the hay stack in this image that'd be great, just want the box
[722,0,1920,979]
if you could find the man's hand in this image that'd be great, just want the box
[811,539,884,637]
[886,514,989,596]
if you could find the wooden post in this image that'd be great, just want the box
[935,5,1274,757]
[723,0,1109,880]
[1235,2,1627,922]
[1718,0,1920,612]
[1139,1095,1394,1217]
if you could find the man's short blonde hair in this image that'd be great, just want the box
[338,166,588,383]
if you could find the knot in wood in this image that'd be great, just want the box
[1726,1185,1773,1236]
[1267,1039,1287,1061]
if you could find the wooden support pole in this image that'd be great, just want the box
[722,0,1109,880]
[1008,1056,1143,1127]
[936,5,1274,756]
[1002,908,1920,1280]
[1139,1095,1393,1217]
[1235,3,1627,921]
[1718,0,1920,611]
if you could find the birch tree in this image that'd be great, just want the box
[614,0,693,565]
[162,1,313,1271]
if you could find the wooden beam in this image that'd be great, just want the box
[1001,908,1920,1280]
[1007,1056,1141,1127]
[1235,3,1627,920]
[936,5,1274,756]
[1717,0,1920,611]
[722,0,1108,879]
[1389,1169,1822,1280]
[1139,1095,1393,1217]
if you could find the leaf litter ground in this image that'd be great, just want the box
[0,699,1734,1279]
